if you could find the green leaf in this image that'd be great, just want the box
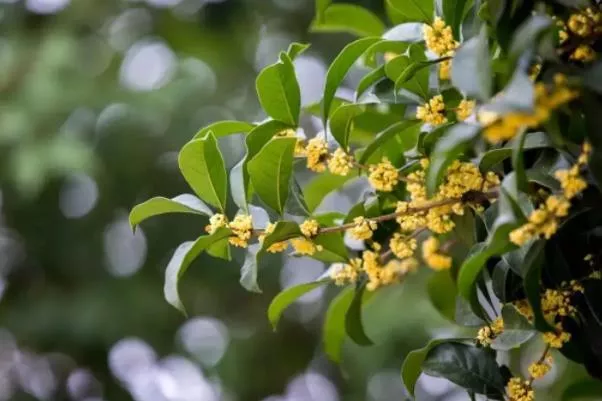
[323,37,382,124]
[386,0,434,23]
[312,233,349,263]
[359,120,422,164]
[310,4,386,37]
[164,228,231,313]
[562,379,602,401]
[402,339,465,396]
[384,54,429,99]
[260,221,301,250]
[193,121,255,139]
[427,270,458,321]
[356,65,387,101]
[304,171,358,213]
[268,280,330,329]
[256,52,301,126]
[207,237,231,261]
[491,305,535,351]
[178,133,228,212]
[323,287,355,362]
[315,0,332,20]
[364,40,410,68]
[286,42,310,60]
[129,194,212,229]
[512,130,528,192]
[286,178,311,217]
[478,131,551,171]
[344,201,367,223]
[345,282,374,345]
[426,123,480,196]
[522,240,554,331]
[248,137,297,215]
[422,343,505,398]
[509,15,553,65]
[240,244,261,293]
[330,103,371,149]
[451,26,491,101]
[443,0,468,38]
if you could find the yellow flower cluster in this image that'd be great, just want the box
[300,219,320,238]
[476,317,504,347]
[368,158,400,192]
[277,128,306,157]
[423,18,458,80]
[542,288,578,321]
[349,217,378,240]
[228,214,253,247]
[205,213,228,234]
[422,236,452,270]
[571,45,597,62]
[259,223,288,253]
[513,299,534,322]
[456,99,475,121]
[327,148,354,176]
[305,137,328,172]
[510,142,590,246]
[558,8,600,62]
[390,233,417,259]
[291,237,323,256]
[416,95,447,125]
[542,324,572,348]
[482,75,578,143]
[507,377,535,401]
[331,258,362,286]
[528,357,552,379]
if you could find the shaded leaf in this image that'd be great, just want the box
[359,120,422,164]
[509,15,553,65]
[345,282,374,346]
[286,42,310,60]
[386,0,434,23]
[310,4,386,37]
[478,131,551,171]
[129,194,212,229]
[330,103,372,149]
[268,280,330,329]
[451,26,491,101]
[491,304,535,351]
[323,287,355,362]
[304,171,358,213]
[562,379,602,401]
[312,233,349,263]
[428,270,458,321]
[356,65,387,101]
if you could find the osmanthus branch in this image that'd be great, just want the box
[527,344,552,385]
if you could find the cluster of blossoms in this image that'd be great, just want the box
[480,74,579,143]
[507,377,535,401]
[557,6,601,62]
[416,95,475,125]
[423,17,458,80]
[475,317,504,347]
[349,217,378,240]
[510,142,590,246]
[205,213,254,248]
[368,158,400,191]
[421,236,452,270]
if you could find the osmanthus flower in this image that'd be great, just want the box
[327,148,354,176]
[305,137,329,172]
[290,237,323,256]
[389,233,417,259]
[259,223,288,253]
[528,356,553,379]
[330,258,362,286]
[421,236,452,270]
[205,213,228,234]
[513,299,534,322]
[455,99,475,121]
[276,128,307,157]
[476,317,504,347]
[228,214,253,248]
[349,216,378,240]
[299,219,320,238]
[368,158,399,192]
[507,377,535,401]
[542,323,572,348]
[416,95,447,125]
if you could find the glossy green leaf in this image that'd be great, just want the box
[364,40,410,68]
[386,0,434,23]
[248,137,297,215]
[315,0,332,20]
[385,54,429,99]
[355,65,386,101]
[286,42,310,60]
[304,171,358,213]
[427,270,458,321]
[491,305,535,351]
[323,37,382,124]
[286,178,311,217]
[268,280,330,329]
[129,194,212,229]
[478,131,551,171]
[426,123,480,196]
[312,233,349,263]
[164,227,231,313]
[178,133,228,211]
[443,0,468,38]
[451,26,491,101]
[256,52,301,126]
[359,120,422,164]
[193,121,255,139]
[330,103,371,149]
[310,4,386,38]
[323,287,354,362]
[422,342,505,398]
[345,282,374,346]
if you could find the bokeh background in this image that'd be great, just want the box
[0,1,592,400]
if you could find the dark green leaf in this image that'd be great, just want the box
[451,26,491,101]
[260,221,302,250]
[129,194,212,229]
[193,121,254,139]
[256,53,301,126]
[359,120,422,164]
[268,280,330,329]
[385,54,429,99]
[583,61,602,94]
[364,40,410,68]
[422,342,505,398]
[491,305,535,351]
[344,201,367,224]
[164,228,231,313]
[310,4,386,37]
[323,37,382,123]
[478,131,551,171]
[509,15,553,65]
[304,171,358,213]
[330,103,372,149]
[443,0,468,38]
[512,130,528,192]
[522,240,554,331]
[178,133,228,211]
[427,270,458,321]
[312,233,349,263]
[562,379,602,401]
[386,0,434,23]
[356,65,387,101]
[248,137,297,215]
[323,287,354,362]
[345,282,374,346]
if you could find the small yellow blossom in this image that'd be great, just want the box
[416,95,447,125]
[541,288,577,321]
[277,129,306,157]
[589,270,601,279]
[456,99,475,121]
[331,258,362,286]
[555,165,587,199]
[205,213,228,234]
[305,137,328,172]
[396,201,427,232]
[259,223,288,253]
[368,158,400,192]
[568,13,593,37]
[507,377,535,401]
[389,233,417,259]
[439,58,452,80]
[571,45,597,62]
[349,216,378,240]
[513,299,534,322]
[529,63,541,81]
[300,219,320,238]
[528,358,552,379]
[424,18,458,56]
[476,317,504,347]
[374,258,418,290]
[228,214,253,248]
[291,237,323,256]
[422,236,452,270]
[327,148,354,176]
[542,324,571,348]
